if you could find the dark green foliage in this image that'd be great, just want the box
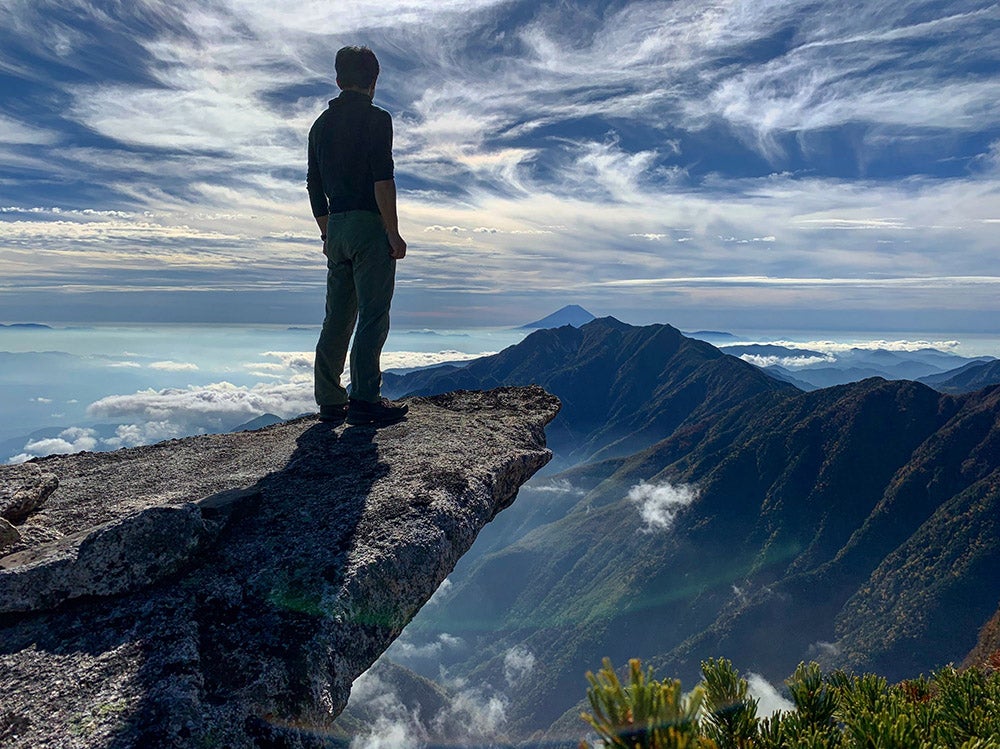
[581,658,1000,749]
[701,658,758,748]
[581,658,713,748]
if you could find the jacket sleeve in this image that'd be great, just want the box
[369,110,394,183]
[306,118,329,218]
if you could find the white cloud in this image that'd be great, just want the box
[348,669,427,749]
[503,645,536,687]
[424,225,465,233]
[9,427,99,464]
[808,640,842,660]
[725,338,962,355]
[0,115,59,146]
[148,360,199,371]
[530,478,586,496]
[242,350,486,378]
[380,350,488,371]
[720,235,776,243]
[86,380,315,430]
[627,480,699,532]
[746,673,794,718]
[386,632,466,663]
[347,646,512,749]
[431,681,508,743]
[739,354,834,369]
[102,421,187,449]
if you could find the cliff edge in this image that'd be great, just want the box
[0,386,559,748]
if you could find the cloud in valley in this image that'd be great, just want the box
[628,480,699,532]
[529,478,587,496]
[348,669,427,749]
[346,657,514,749]
[503,645,536,687]
[385,632,466,664]
[746,673,795,718]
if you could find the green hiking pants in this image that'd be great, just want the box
[314,210,396,406]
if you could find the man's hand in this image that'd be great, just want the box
[374,179,406,260]
[388,232,407,260]
[315,214,329,256]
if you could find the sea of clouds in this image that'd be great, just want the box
[5,347,487,463]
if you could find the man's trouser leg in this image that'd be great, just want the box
[346,212,395,403]
[314,215,358,407]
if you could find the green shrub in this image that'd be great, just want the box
[580,658,1000,749]
[580,657,714,748]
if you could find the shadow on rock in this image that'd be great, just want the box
[1,421,385,749]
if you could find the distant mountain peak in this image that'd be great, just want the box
[580,315,635,332]
[521,304,596,329]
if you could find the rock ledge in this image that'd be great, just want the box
[0,386,558,748]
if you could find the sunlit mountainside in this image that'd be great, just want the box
[364,317,1000,742]
[386,317,794,466]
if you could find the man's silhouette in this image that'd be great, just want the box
[307,46,408,426]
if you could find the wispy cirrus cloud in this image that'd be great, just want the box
[1,0,998,327]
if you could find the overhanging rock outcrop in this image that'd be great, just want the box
[0,386,559,748]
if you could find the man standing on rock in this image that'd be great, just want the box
[307,45,409,426]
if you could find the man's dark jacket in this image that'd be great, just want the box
[307,90,394,217]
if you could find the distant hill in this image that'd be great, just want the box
[920,358,1000,394]
[683,330,738,342]
[0,323,52,329]
[963,605,1000,670]
[520,304,596,329]
[232,413,284,432]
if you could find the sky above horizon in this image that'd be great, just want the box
[1,0,998,330]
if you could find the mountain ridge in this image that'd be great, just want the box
[371,320,1000,740]
[387,317,795,466]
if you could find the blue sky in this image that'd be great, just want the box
[1,0,998,329]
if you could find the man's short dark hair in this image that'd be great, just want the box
[336,46,380,89]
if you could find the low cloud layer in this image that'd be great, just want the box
[739,354,834,369]
[87,380,315,429]
[9,427,99,464]
[627,480,699,532]
[726,338,963,355]
[4,345,496,464]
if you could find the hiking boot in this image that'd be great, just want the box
[347,397,409,426]
[318,403,348,423]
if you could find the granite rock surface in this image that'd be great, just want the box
[0,386,558,748]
